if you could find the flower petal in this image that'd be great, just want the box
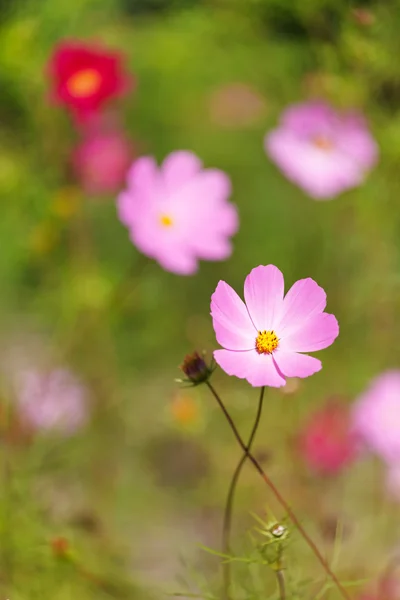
[244,265,284,331]
[156,244,198,275]
[211,282,256,350]
[280,312,339,353]
[126,156,159,192]
[278,278,327,336]
[214,349,286,388]
[162,150,202,190]
[273,351,322,378]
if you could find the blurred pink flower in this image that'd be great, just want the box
[265,101,378,199]
[352,371,400,464]
[117,151,238,275]
[15,368,89,435]
[298,401,358,475]
[72,127,133,195]
[209,82,266,128]
[210,265,339,387]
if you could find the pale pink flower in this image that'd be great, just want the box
[15,368,89,435]
[265,101,378,199]
[352,371,400,464]
[117,150,238,275]
[72,127,133,195]
[297,401,358,475]
[210,264,339,387]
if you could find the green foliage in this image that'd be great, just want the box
[1,0,400,597]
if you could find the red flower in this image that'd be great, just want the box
[48,40,132,120]
[297,400,359,476]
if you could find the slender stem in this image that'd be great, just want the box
[205,382,350,600]
[276,569,286,600]
[222,386,265,600]
[276,545,286,600]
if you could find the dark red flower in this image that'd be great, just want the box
[297,400,359,476]
[48,40,132,120]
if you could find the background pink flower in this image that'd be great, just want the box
[117,150,238,275]
[352,371,400,464]
[72,126,134,195]
[210,264,339,387]
[297,400,359,475]
[15,368,89,436]
[265,101,378,200]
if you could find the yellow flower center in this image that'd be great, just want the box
[67,68,102,98]
[160,214,173,227]
[255,330,279,354]
[312,135,333,151]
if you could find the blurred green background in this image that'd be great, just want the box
[1,0,400,598]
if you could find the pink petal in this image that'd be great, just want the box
[126,156,159,192]
[211,281,256,350]
[273,351,322,378]
[214,349,286,388]
[117,191,134,226]
[244,265,284,331]
[161,150,202,190]
[278,278,327,336]
[280,312,339,353]
[156,244,198,275]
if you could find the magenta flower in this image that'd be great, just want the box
[265,102,378,200]
[211,265,339,387]
[117,151,238,275]
[72,126,133,195]
[297,401,358,475]
[352,371,400,464]
[15,368,89,435]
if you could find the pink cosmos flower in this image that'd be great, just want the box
[210,264,339,387]
[117,151,238,275]
[352,371,400,464]
[15,368,89,435]
[72,126,133,195]
[297,401,358,475]
[265,101,378,200]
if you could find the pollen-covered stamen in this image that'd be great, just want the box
[312,135,333,151]
[160,214,173,227]
[255,330,279,354]
[67,68,102,98]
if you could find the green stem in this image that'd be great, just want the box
[222,386,265,600]
[205,382,350,600]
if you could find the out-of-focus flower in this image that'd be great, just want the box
[72,127,133,195]
[298,400,359,475]
[265,101,378,199]
[48,40,131,120]
[51,537,71,559]
[352,8,376,26]
[170,393,200,427]
[117,151,238,275]
[211,265,338,387]
[352,371,400,464]
[15,368,89,436]
[209,82,267,128]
